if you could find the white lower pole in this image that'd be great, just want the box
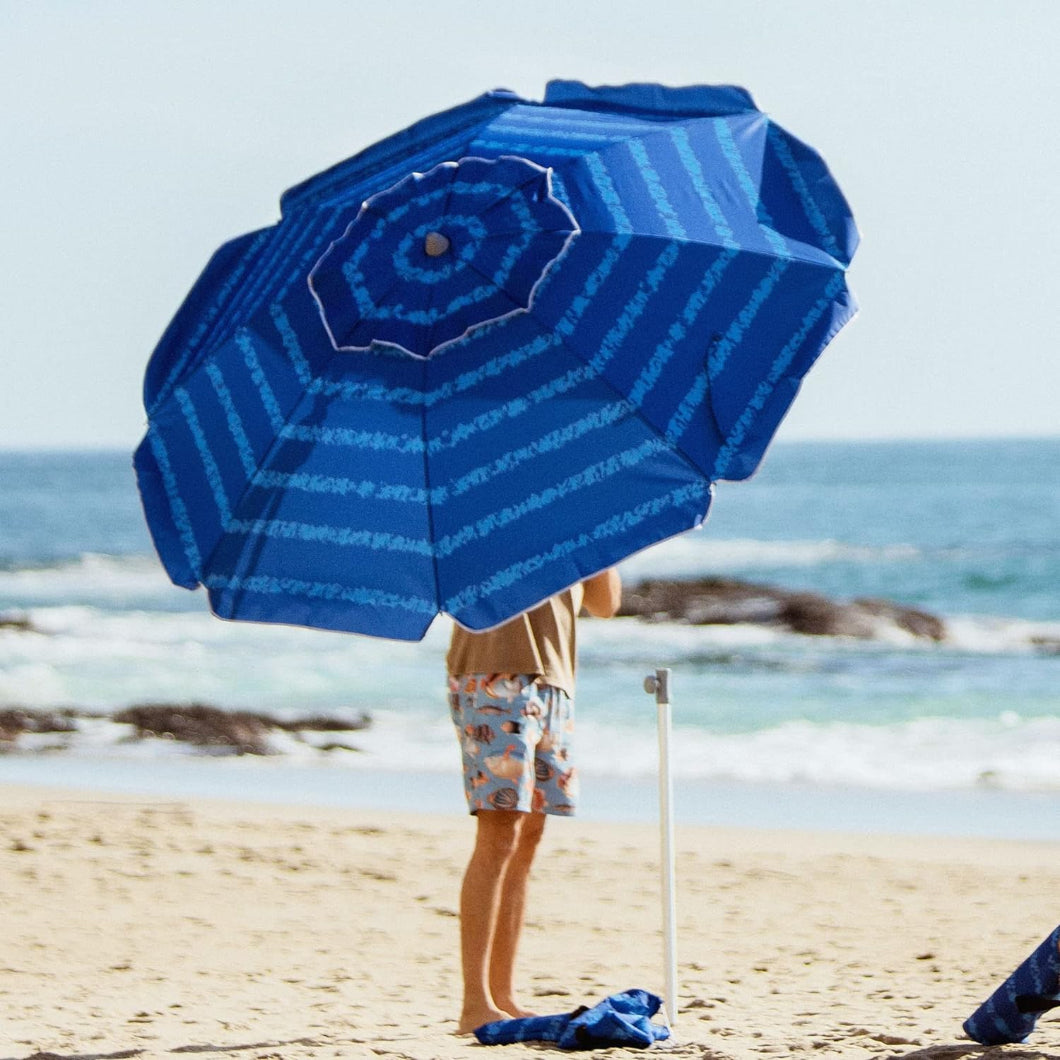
[644,667,677,1027]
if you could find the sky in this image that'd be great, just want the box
[2,0,1058,450]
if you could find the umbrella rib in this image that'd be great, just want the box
[457,254,549,323]
[416,168,464,610]
[420,357,443,617]
[195,391,320,589]
[440,160,562,225]
[446,234,735,486]
[192,336,407,605]
[562,223,842,273]
[480,116,849,269]
[314,203,418,353]
[538,311,711,486]
[281,92,515,214]
[420,165,462,360]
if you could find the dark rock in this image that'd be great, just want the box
[851,597,945,641]
[1,700,373,755]
[776,590,867,637]
[276,713,371,733]
[618,577,784,626]
[0,708,79,744]
[113,703,276,756]
[0,612,36,633]
[619,577,946,641]
[110,703,374,755]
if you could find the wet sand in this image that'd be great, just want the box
[1,782,1058,1059]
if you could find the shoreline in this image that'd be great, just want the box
[1,754,1057,841]
[2,780,1058,1058]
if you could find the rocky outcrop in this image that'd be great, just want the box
[1,702,371,755]
[618,577,946,641]
[112,703,371,755]
[113,703,278,755]
[1030,635,1060,656]
[0,708,80,744]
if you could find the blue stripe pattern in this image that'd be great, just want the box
[145,426,201,578]
[135,80,858,640]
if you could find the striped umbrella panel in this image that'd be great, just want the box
[135,80,858,639]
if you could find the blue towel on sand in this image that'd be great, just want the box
[964,924,1060,1045]
[474,989,670,1049]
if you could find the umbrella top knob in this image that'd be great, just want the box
[309,155,578,358]
[424,230,450,257]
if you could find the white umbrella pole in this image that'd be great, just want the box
[644,667,677,1026]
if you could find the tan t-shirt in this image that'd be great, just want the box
[446,584,584,697]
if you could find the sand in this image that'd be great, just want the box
[1,782,1058,1060]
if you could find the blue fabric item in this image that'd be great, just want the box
[963,925,1060,1045]
[476,1009,575,1045]
[135,80,859,641]
[474,988,670,1049]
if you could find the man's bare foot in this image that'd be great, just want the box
[494,999,537,1019]
[456,1004,511,1034]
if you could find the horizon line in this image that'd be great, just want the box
[2,432,1059,456]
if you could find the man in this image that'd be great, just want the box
[447,569,622,1033]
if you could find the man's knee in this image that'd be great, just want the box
[520,811,546,842]
[512,811,546,861]
[473,810,523,862]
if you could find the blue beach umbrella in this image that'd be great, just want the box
[135,80,858,641]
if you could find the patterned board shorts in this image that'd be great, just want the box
[449,673,577,816]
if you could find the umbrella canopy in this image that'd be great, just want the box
[135,80,858,640]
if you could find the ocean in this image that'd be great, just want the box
[1,440,1058,838]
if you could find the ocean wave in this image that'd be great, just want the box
[584,609,1060,661]
[617,534,920,580]
[3,604,1057,793]
[576,714,1060,792]
[3,600,1058,725]
[1,537,909,593]
[3,543,1053,650]
[0,602,452,714]
[943,614,1060,654]
[0,552,180,610]
[4,704,1058,795]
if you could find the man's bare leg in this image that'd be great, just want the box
[489,810,546,1017]
[458,809,523,1033]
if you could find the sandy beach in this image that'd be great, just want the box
[1,783,1058,1060]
